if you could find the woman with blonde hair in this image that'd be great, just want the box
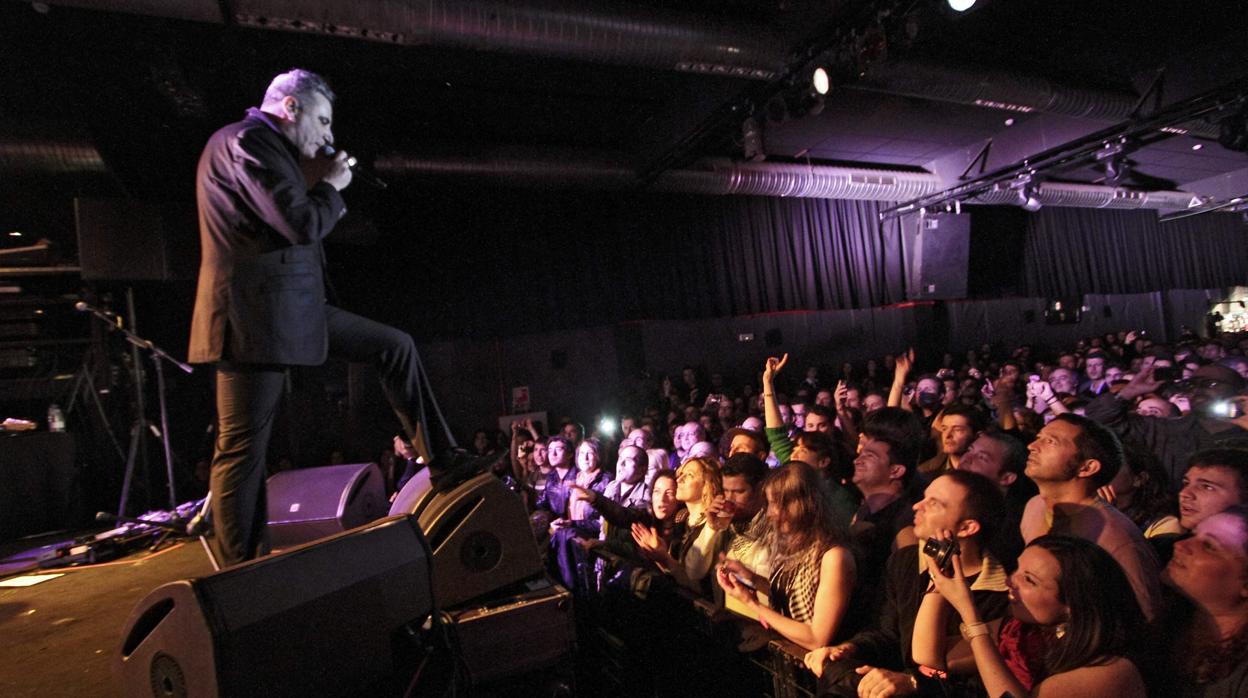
[632,455,724,593]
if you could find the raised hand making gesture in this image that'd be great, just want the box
[763,353,789,430]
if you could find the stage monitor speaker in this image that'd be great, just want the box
[266,462,388,548]
[74,197,196,281]
[901,212,971,301]
[449,581,575,685]
[390,470,543,609]
[388,466,435,519]
[115,515,432,698]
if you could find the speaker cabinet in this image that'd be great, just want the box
[266,463,388,548]
[390,470,543,609]
[74,197,196,281]
[901,211,971,301]
[449,581,575,685]
[115,515,432,698]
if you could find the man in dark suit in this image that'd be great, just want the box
[189,69,433,566]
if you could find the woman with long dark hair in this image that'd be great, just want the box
[913,534,1146,696]
[717,462,857,650]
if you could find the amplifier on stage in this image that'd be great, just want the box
[447,580,575,686]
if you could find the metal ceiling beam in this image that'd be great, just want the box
[880,77,1248,219]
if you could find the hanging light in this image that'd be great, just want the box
[948,0,977,11]
[1010,175,1042,212]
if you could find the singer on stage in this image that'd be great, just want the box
[188,69,431,567]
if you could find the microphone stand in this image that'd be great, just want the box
[79,292,194,516]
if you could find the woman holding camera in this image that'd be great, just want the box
[912,533,1146,696]
[718,461,858,651]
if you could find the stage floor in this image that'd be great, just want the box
[0,539,215,697]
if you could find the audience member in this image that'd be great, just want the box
[1179,448,1248,531]
[700,454,772,591]
[719,462,858,650]
[531,435,577,536]
[489,328,1248,694]
[804,470,1010,696]
[851,407,926,561]
[549,439,610,591]
[572,468,684,596]
[605,444,651,511]
[957,428,1035,568]
[919,535,1147,697]
[918,404,988,477]
[1152,506,1248,696]
[1099,443,1183,540]
[1087,360,1248,486]
[723,426,770,460]
[632,456,723,594]
[762,354,857,525]
[1019,414,1164,620]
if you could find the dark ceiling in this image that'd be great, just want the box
[2,0,1248,220]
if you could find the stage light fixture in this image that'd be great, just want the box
[1012,176,1042,212]
[948,0,977,11]
[1104,156,1131,187]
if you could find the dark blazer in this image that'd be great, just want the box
[188,108,347,366]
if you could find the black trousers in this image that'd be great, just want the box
[209,305,426,566]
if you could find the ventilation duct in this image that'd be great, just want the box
[658,160,940,200]
[378,150,1202,209]
[972,182,1203,210]
[376,151,941,201]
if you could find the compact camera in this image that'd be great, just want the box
[923,537,961,575]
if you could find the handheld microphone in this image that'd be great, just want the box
[319,144,388,190]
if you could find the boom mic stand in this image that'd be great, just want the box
[76,295,193,517]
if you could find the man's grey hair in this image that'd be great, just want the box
[261,69,335,108]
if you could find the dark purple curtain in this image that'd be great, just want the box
[1021,208,1248,297]
[335,190,906,338]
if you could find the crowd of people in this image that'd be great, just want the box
[468,328,1248,697]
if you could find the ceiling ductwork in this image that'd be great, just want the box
[659,161,941,200]
[972,181,1203,210]
[41,0,787,79]
[378,149,1201,210]
[33,1,1225,133]
[33,1,1223,150]
[376,150,942,201]
[854,59,1220,138]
